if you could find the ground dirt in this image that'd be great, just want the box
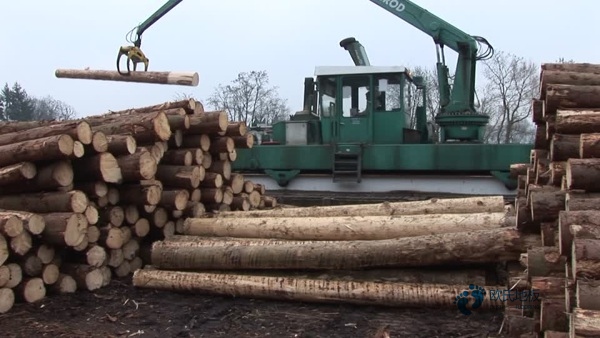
[0,277,506,338]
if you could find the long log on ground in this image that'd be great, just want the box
[0,120,92,146]
[570,308,600,337]
[0,162,37,188]
[555,109,600,134]
[55,69,199,87]
[151,228,540,270]
[566,158,600,191]
[550,134,580,161]
[215,196,506,218]
[184,212,510,241]
[132,269,504,310]
[577,279,600,311]
[545,84,600,116]
[0,134,74,168]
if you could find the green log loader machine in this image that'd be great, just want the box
[116,0,532,200]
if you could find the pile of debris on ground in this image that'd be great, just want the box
[0,99,276,313]
[506,62,600,337]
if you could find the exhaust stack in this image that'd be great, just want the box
[339,37,371,66]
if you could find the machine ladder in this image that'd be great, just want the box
[332,144,362,183]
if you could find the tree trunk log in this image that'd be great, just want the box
[118,184,162,206]
[0,190,88,214]
[550,134,580,161]
[216,196,506,218]
[16,277,45,303]
[41,213,87,247]
[232,134,254,148]
[0,162,36,186]
[0,161,74,195]
[0,121,92,147]
[155,165,202,189]
[72,153,122,184]
[0,134,74,168]
[549,162,566,186]
[510,163,530,179]
[55,69,199,87]
[116,150,157,182]
[542,63,600,73]
[531,276,566,298]
[576,279,600,310]
[571,238,600,280]
[91,111,171,143]
[540,70,600,99]
[185,212,509,241]
[558,210,600,257]
[161,149,193,166]
[580,133,600,158]
[566,192,600,211]
[527,246,566,278]
[59,263,105,291]
[0,288,14,314]
[566,158,600,191]
[545,84,600,116]
[555,109,600,135]
[0,210,45,235]
[107,98,199,115]
[530,188,565,223]
[187,113,228,135]
[540,297,568,332]
[151,228,540,270]
[105,135,137,155]
[0,214,23,238]
[132,269,504,310]
[570,308,600,337]
[0,234,8,265]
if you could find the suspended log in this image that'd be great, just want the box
[555,109,600,134]
[54,69,199,87]
[570,308,600,337]
[0,134,74,168]
[566,158,600,191]
[571,238,600,281]
[550,134,579,161]
[215,196,506,218]
[185,212,510,241]
[545,84,600,116]
[151,227,540,270]
[132,269,504,310]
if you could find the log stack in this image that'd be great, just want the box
[0,98,276,313]
[133,195,541,311]
[505,62,600,337]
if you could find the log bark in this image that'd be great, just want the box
[0,162,36,186]
[55,69,199,87]
[577,279,600,310]
[545,84,600,116]
[510,163,529,179]
[527,246,566,279]
[185,212,510,241]
[161,149,193,166]
[10,231,31,256]
[535,124,550,149]
[90,111,171,143]
[555,109,600,134]
[118,184,162,206]
[72,153,122,184]
[219,122,247,137]
[0,134,74,167]
[187,112,228,135]
[570,308,600,337]
[541,221,557,247]
[216,196,506,218]
[566,158,600,191]
[529,188,565,222]
[540,297,568,332]
[532,99,544,124]
[232,134,254,148]
[59,263,104,291]
[106,98,199,115]
[0,190,88,214]
[151,227,540,270]
[571,238,600,280]
[540,70,600,99]
[155,165,202,189]
[132,269,504,310]
[41,213,87,247]
[549,161,566,186]
[541,63,600,73]
[566,192,600,211]
[160,190,190,211]
[558,210,600,257]
[75,181,108,198]
[531,276,566,298]
[580,133,600,158]
[0,161,73,195]
[550,134,580,161]
[16,277,45,303]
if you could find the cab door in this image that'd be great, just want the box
[335,74,372,144]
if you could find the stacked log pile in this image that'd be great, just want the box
[0,98,275,314]
[132,196,541,310]
[505,62,600,337]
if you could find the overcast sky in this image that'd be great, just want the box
[1,0,599,118]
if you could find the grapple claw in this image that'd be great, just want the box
[116,45,150,75]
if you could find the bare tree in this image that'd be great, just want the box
[32,96,77,121]
[207,70,290,125]
[480,50,539,144]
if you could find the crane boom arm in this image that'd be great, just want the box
[131,0,183,47]
[368,0,493,116]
